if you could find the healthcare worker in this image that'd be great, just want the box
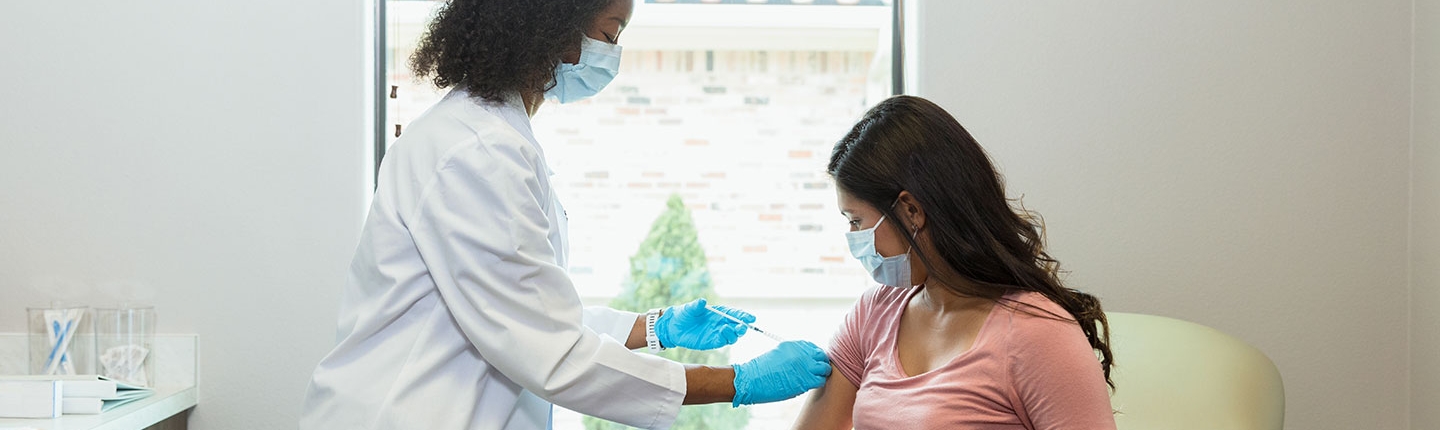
[299,0,831,429]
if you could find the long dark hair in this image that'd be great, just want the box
[827,95,1114,388]
[410,0,612,102]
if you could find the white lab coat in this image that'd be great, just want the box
[300,88,686,430]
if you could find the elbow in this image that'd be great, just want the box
[504,333,596,400]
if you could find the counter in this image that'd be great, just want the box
[0,334,197,430]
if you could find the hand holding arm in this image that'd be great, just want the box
[680,340,831,406]
[731,340,832,407]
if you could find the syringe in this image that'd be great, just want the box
[705,305,786,343]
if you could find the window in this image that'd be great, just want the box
[381,1,900,427]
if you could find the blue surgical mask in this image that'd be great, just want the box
[846,215,915,288]
[545,37,622,104]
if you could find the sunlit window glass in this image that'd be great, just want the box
[383,1,895,427]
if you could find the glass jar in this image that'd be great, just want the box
[93,306,156,387]
[27,305,95,376]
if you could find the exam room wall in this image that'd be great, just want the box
[1412,0,1440,427]
[0,1,368,429]
[915,2,1412,430]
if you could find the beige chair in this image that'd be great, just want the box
[1106,312,1284,430]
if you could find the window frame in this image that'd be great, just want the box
[371,0,907,181]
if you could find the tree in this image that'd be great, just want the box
[583,194,750,430]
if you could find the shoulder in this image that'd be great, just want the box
[837,286,910,343]
[836,286,910,342]
[380,90,547,221]
[853,285,911,318]
[392,89,540,174]
[994,291,1099,377]
[1001,290,1073,321]
[997,291,1084,347]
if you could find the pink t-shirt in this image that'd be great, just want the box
[830,286,1116,430]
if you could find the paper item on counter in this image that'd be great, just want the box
[99,344,150,387]
[1,375,153,415]
[0,380,62,418]
[61,397,101,415]
[4,374,144,393]
[59,393,147,415]
[61,378,116,398]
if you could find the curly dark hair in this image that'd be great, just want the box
[410,0,613,103]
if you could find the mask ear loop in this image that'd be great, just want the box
[909,223,927,288]
[902,224,917,255]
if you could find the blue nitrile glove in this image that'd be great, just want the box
[656,298,756,350]
[731,340,831,407]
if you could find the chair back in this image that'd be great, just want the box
[1106,312,1284,430]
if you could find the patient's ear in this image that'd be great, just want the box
[895,191,925,236]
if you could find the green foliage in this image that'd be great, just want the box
[582,195,750,430]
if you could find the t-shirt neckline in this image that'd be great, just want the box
[885,285,1005,380]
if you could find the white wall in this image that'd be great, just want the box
[1413,0,1440,427]
[0,1,369,429]
[915,2,1412,430]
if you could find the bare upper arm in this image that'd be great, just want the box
[792,366,858,430]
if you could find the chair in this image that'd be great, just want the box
[1105,312,1285,430]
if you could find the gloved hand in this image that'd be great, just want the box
[731,340,831,407]
[656,298,755,350]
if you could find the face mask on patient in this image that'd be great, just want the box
[845,214,916,288]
